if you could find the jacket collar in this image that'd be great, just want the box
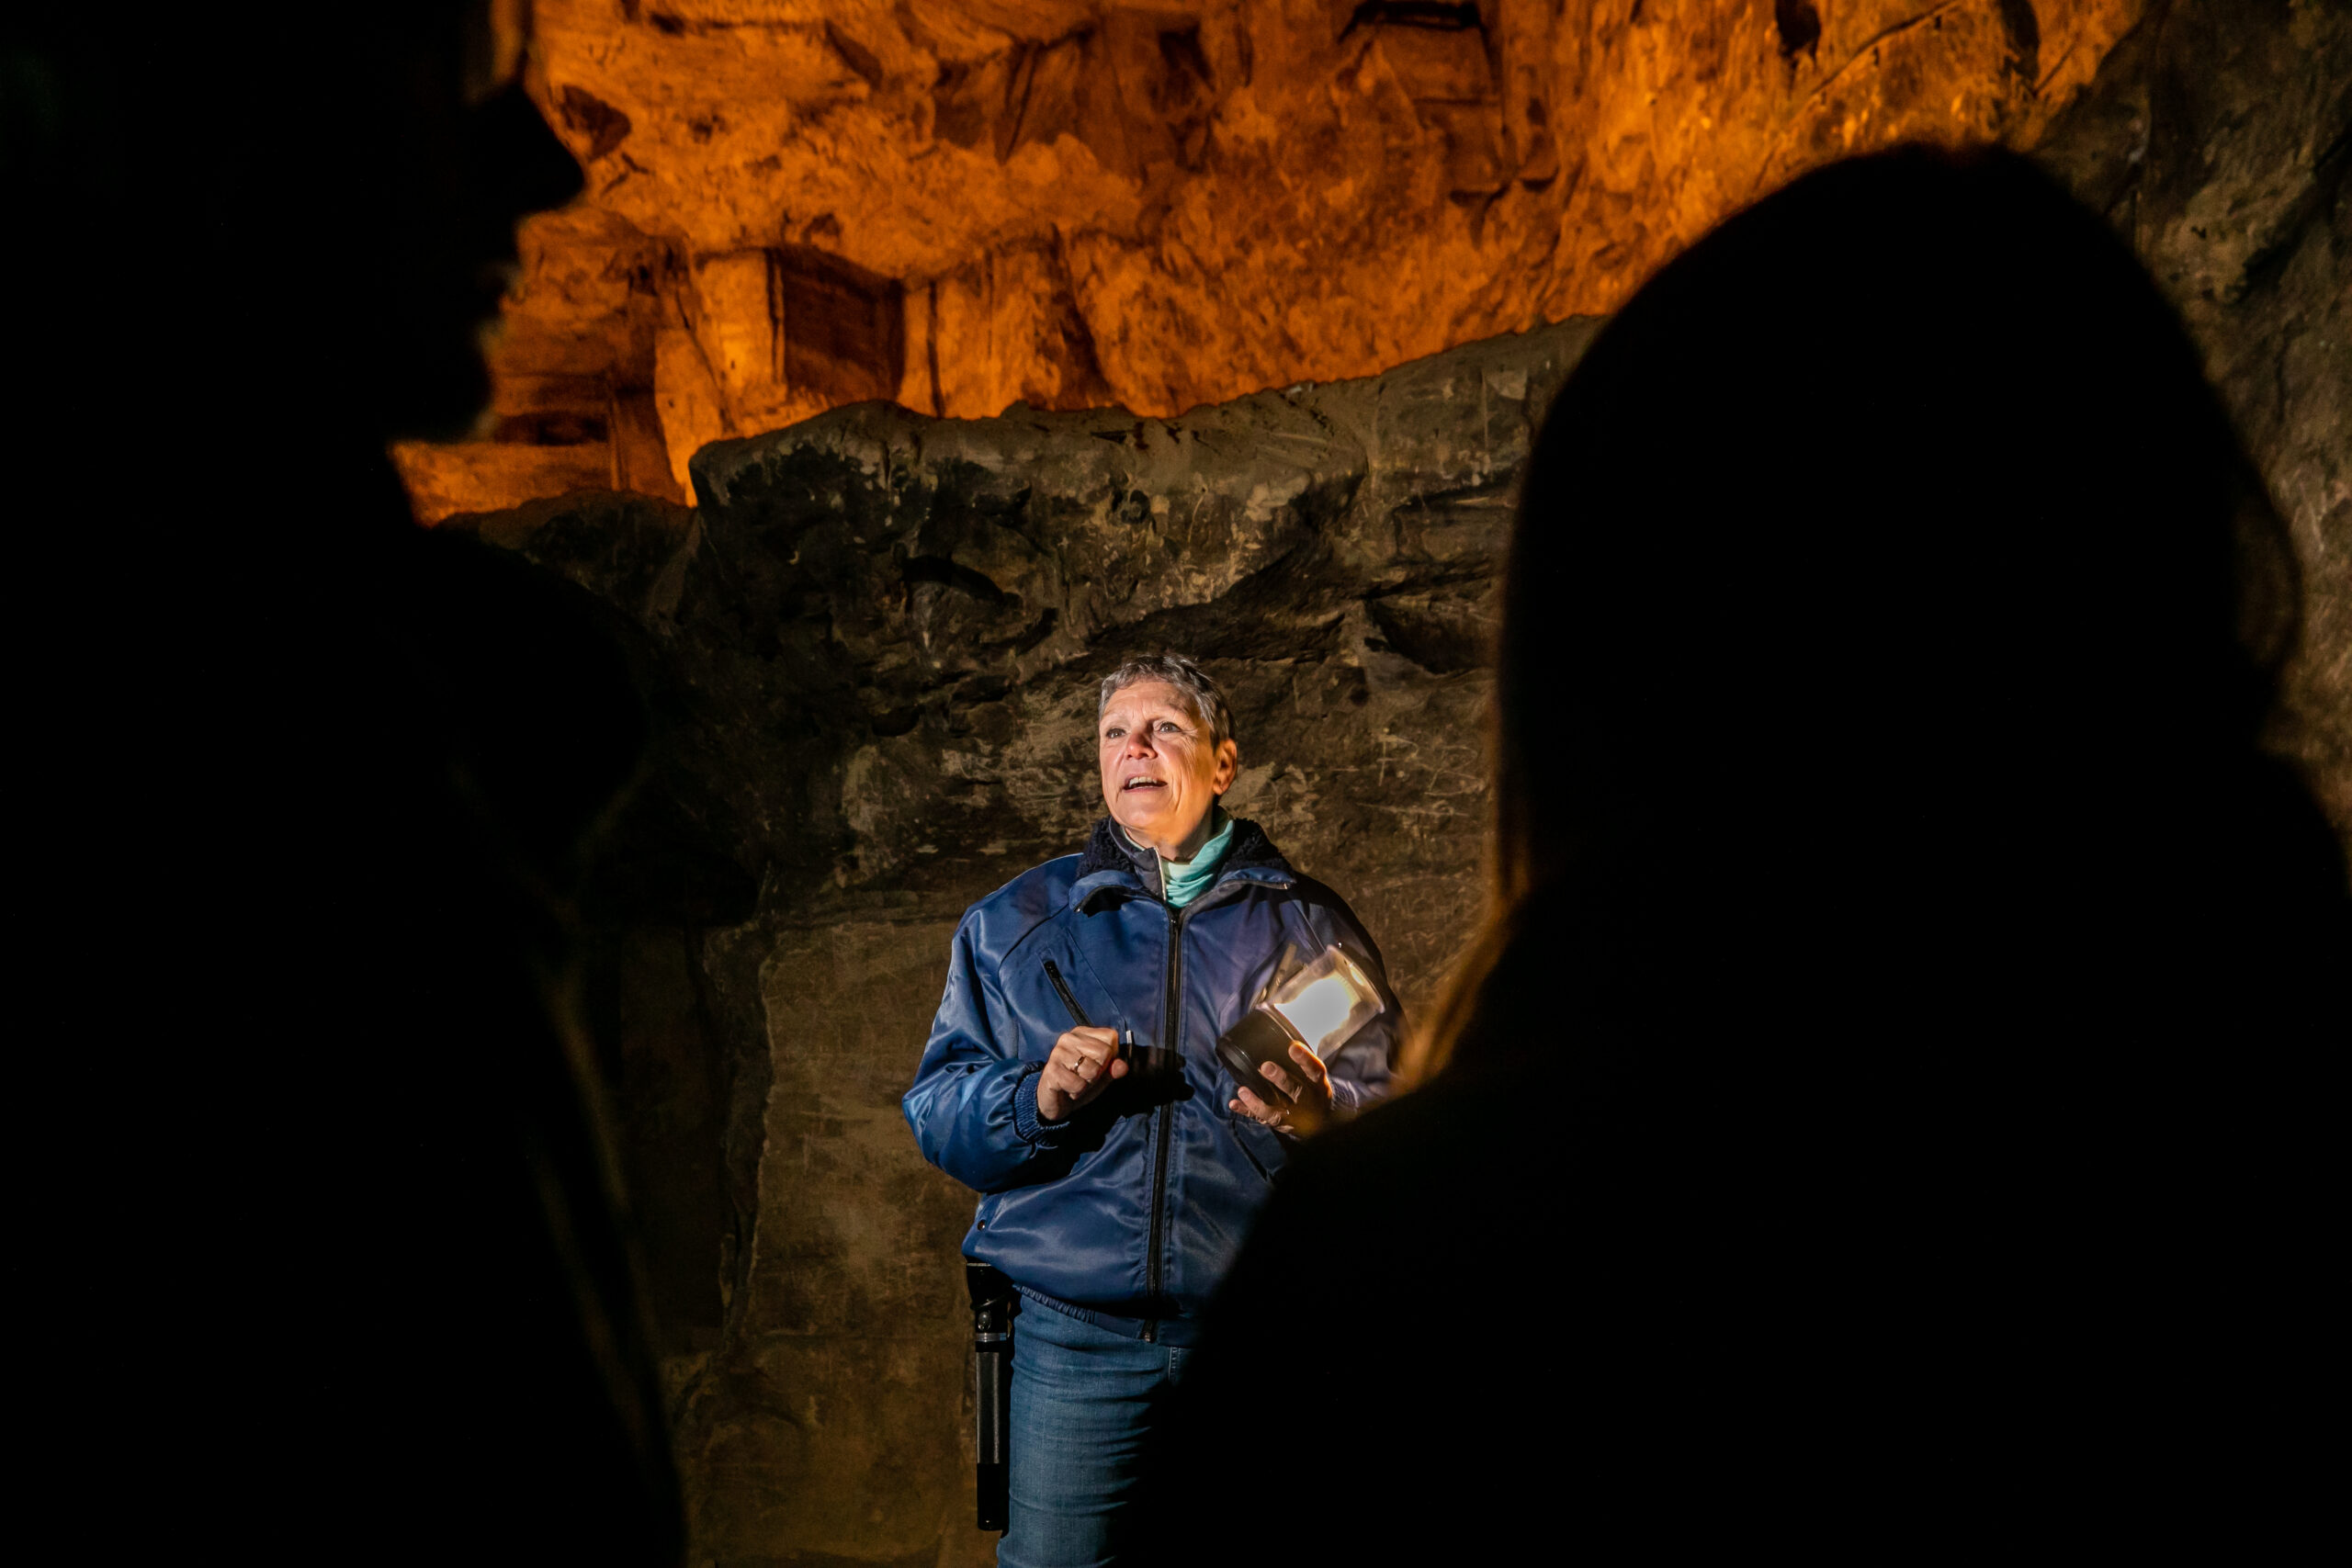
[1070,815,1293,913]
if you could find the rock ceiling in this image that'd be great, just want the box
[393,0,2143,521]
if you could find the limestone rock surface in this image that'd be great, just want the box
[466,316,1592,1565]
[2033,0,2350,837]
[399,0,2147,521]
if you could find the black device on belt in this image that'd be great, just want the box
[967,1259,1018,1532]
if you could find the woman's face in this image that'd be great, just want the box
[1098,680,1238,852]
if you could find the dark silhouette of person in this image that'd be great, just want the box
[1138,145,2347,1562]
[9,8,684,1561]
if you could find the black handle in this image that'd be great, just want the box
[975,1340,1010,1531]
[967,1260,1017,1532]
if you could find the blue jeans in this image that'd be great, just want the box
[1001,1303,1192,1568]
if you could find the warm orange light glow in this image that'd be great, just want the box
[397,0,2147,523]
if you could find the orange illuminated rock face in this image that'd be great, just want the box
[392,0,2143,522]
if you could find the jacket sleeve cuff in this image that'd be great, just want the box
[1012,1065,1075,1145]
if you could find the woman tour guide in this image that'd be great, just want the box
[902,653,1397,1566]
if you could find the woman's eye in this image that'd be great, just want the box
[1103,728,1123,740]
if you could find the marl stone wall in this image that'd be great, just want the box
[471,317,1595,1564]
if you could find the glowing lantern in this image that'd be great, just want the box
[1215,946,1385,1107]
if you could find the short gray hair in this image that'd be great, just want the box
[1098,654,1233,749]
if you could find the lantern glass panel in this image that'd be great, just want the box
[1265,947,1382,1058]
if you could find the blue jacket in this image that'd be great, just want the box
[903,817,1398,1338]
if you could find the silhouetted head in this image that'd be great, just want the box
[1426,145,2341,1080]
[325,1,586,441]
[12,3,582,448]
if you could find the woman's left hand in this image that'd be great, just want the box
[1231,1043,1332,1135]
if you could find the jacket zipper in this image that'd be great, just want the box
[1144,902,1184,1342]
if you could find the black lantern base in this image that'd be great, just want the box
[1215,1009,1304,1104]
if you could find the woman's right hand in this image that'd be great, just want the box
[1036,1026,1126,1122]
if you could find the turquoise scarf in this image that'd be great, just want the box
[1156,809,1235,909]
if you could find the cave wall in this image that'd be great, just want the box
[455,4,2346,1563]
[395,0,2150,522]
[2030,0,2349,832]
[472,315,1590,1564]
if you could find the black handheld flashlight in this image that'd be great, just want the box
[966,1259,1017,1532]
